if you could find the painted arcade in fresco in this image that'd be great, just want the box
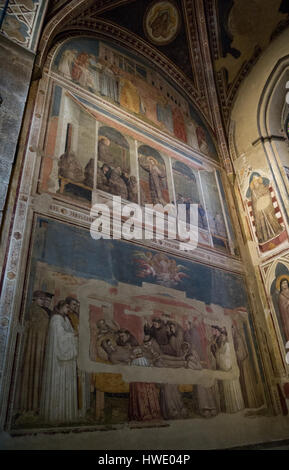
[38,37,235,255]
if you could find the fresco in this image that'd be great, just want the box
[215,170,238,255]
[12,217,264,429]
[39,84,234,253]
[138,144,169,205]
[199,171,228,252]
[143,1,181,46]
[245,172,287,253]
[52,37,218,160]
[0,0,46,51]
[132,251,189,288]
[172,159,208,230]
[270,262,289,346]
[40,85,97,204]
[96,126,137,202]
[40,86,139,204]
[235,155,288,254]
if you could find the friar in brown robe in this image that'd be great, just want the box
[16,290,50,413]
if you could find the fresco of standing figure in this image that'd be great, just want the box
[139,155,167,205]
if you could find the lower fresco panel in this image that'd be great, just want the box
[12,216,265,429]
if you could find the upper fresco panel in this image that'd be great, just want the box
[51,37,219,162]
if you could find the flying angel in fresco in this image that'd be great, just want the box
[133,251,189,287]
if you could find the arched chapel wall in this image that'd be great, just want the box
[230,27,289,407]
[2,24,289,449]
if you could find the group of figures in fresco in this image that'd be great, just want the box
[16,292,81,424]
[38,37,233,254]
[96,135,137,202]
[51,38,289,256]
[14,286,263,427]
[55,39,214,156]
[90,315,253,418]
[58,152,227,249]
[54,118,227,247]
[58,135,138,203]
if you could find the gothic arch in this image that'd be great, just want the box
[264,256,289,294]
[263,256,289,371]
[257,55,289,214]
[231,27,289,158]
[36,0,94,68]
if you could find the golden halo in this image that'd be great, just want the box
[98,136,110,144]
[147,156,159,166]
[276,274,289,291]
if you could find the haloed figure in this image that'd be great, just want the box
[139,155,167,205]
[247,173,283,244]
[278,278,289,342]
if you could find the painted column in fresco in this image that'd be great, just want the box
[0,0,47,226]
